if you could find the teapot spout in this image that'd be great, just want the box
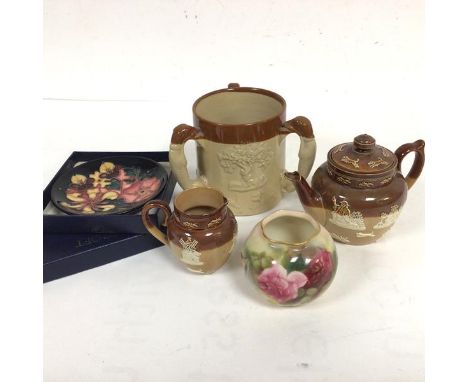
[284,171,327,226]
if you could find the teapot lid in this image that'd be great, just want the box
[328,134,397,178]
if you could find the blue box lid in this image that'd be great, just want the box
[43,232,161,283]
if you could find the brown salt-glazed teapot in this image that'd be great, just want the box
[285,134,425,245]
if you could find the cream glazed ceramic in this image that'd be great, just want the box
[169,83,317,216]
[242,210,338,306]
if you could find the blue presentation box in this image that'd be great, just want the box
[43,151,176,282]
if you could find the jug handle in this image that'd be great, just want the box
[169,124,208,189]
[280,116,317,193]
[141,200,172,245]
[394,139,425,190]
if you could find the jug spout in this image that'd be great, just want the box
[284,171,327,226]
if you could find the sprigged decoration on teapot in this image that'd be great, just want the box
[285,134,425,245]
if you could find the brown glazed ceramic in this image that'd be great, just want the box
[285,134,425,245]
[169,83,317,216]
[141,187,237,274]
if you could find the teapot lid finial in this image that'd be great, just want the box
[353,134,376,151]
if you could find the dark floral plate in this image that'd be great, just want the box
[51,156,167,215]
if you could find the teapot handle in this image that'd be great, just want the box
[280,116,317,193]
[141,200,172,245]
[394,139,425,190]
[169,124,208,189]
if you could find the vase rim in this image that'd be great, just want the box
[260,210,321,247]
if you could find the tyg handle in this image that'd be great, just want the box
[141,200,172,245]
[280,116,317,193]
[169,124,208,189]
[394,139,425,190]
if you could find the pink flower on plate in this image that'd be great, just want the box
[116,168,132,183]
[119,177,161,203]
[303,249,333,289]
[257,264,308,303]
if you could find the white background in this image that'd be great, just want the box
[43,1,424,381]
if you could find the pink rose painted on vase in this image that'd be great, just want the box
[257,264,308,303]
[242,210,338,306]
[303,249,333,289]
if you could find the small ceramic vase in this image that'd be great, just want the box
[242,210,337,306]
[141,187,237,274]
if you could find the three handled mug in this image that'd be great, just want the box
[169,83,317,216]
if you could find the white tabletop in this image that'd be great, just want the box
[44,1,424,381]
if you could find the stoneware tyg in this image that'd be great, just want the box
[169,83,317,216]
